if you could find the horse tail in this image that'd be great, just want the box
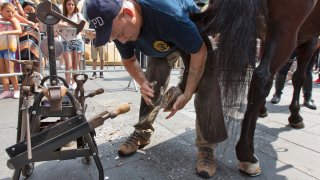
[192,0,263,113]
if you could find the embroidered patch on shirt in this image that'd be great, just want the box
[153,41,170,52]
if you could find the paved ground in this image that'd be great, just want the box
[0,67,319,180]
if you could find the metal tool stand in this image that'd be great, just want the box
[11,59,42,178]
[5,1,120,180]
[126,77,138,92]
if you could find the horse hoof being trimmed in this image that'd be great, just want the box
[238,157,261,177]
[289,121,305,129]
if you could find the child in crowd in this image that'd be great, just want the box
[58,0,86,89]
[21,1,38,22]
[0,0,37,28]
[0,2,22,99]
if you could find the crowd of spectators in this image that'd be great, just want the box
[0,0,107,99]
[1,0,318,101]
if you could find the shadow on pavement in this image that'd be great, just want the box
[8,115,295,180]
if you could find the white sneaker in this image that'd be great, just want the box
[0,91,13,99]
[13,90,20,99]
[68,83,77,90]
[72,83,77,90]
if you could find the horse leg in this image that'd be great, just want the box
[236,33,297,161]
[288,37,317,128]
[236,0,316,175]
[258,99,268,118]
[236,60,274,176]
[257,40,269,118]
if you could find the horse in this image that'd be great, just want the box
[191,0,320,176]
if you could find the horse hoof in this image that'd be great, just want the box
[288,114,304,129]
[258,111,268,118]
[289,121,305,129]
[238,158,261,177]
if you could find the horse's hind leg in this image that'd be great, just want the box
[235,58,275,176]
[236,0,316,175]
[288,37,317,128]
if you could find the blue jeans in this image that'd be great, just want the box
[0,49,15,59]
[62,39,84,52]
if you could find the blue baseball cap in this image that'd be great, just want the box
[86,0,123,47]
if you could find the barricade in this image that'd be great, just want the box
[55,28,127,73]
[0,21,42,78]
[68,28,183,91]
[56,28,139,90]
[0,23,183,91]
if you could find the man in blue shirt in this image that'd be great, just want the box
[87,0,227,177]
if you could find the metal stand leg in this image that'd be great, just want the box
[85,133,104,180]
[125,76,138,92]
[12,169,21,180]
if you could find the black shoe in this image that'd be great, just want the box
[271,94,281,104]
[304,99,317,110]
[91,73,97,80]
[99,72,104,78]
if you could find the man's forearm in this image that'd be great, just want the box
[184,42,207,98]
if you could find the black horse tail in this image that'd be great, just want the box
[192,0,263,113]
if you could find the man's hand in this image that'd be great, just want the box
[140,81,154,105]
[161,86,181,110]
[163,42,206,118]
[164,94,190,119]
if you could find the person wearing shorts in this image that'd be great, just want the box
[58,0,86,89]
[0,3,22,99]
[91,43,107,79]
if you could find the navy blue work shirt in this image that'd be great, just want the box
[114,0,203,59]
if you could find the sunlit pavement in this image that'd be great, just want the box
[0,68,319,180]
